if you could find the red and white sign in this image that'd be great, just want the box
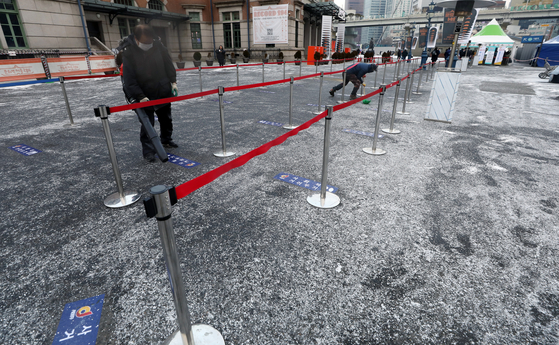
[0,58,47,82]
[89,56,117,73]
[47,56,89,77]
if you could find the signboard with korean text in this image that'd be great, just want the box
[48,57,90,77]
[273,173,338,193]
[418,27,428,49]
[457,9,478,44]
[321,15,333,56]
[9,144,41,156]
[427,27,439,49]
[494,47,506,65]
[336,23,346,54]
[253,5,288,44]
[89,56,118,74]
[521,35,544,43]
[0,58,47,82]
[485,47,495,65]
[167,153,200,168]
[52,294,104,345]
[442,9,457,45]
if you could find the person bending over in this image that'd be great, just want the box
[329,63,377,100]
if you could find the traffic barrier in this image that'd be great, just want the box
[313,72,324,115]
[363,84,387,156]
[383,79,402,135]
[198,66,203,95]
[214,86,235,158]
[407,70,415,104]
[284,77,297,130]
[397,73,411,115]
[337,71,347,104]
[413,64,424,95]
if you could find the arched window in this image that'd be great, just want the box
[114,0,134,6]
[148,0,164,11]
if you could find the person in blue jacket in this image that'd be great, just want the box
[329,63,377,100]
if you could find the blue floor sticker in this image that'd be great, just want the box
[274,172,338,193]
[167,153,200,168]
[343,129,384,138]
[52,294,104,345]
[9,144,41,156]
[307,103,320,107]
[258,120,284,127]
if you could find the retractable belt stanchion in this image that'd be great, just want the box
[382,63,387,84]
[363,85,387,156]
[397,74,411,115]
[412,64,423,95]
[361,83,364,97]
[284,76,297,129]
[213,86,235,157]
[337,71,347,104]
[144,186,225,345]
[407,71,415,104]
[236,63,240,87]
[59,76,75,127]
[395,60,401,81]
[313,72,324,115]
[262,62,265,83]
[382,79,402,135]
[374,65,378,88]
[94,105,141,208]
[393,61,398,81]
[431,61,436,80]
[307,106,340,209]
[299,61,302,77]
[330,60,333,72]
[283,61,286,79]
[315,61,318,74]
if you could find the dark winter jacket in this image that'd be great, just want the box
[402,50,408,59]
[216,49,226,63]
[345,63,377,83]
[122,34,176,102]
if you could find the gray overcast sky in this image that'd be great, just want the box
[334,0,345,10]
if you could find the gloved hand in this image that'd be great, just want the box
[362,83,366,87]
[171,82,178,96]
[140,97,149,102]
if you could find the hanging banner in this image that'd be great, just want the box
[336,23,345,53]
[418,27,428,48]
[475,45,486,65]
[412,36,418,49]
[406,36,412,50]
[427,27,439,48]
[321,15,333,57]
[494,46,506,65]
[89,56,118,74]
[47,57,90,77]
[442,9,457,45]
[0,58,47,82]
[457,9,478,44]
[253,4,289,44]
[485,47,495,65]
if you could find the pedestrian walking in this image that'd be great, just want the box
[216,45,226,66]
[121,24,179,162]
[402,48,408,61]
[431,47,440,63]
[329,63,378,100]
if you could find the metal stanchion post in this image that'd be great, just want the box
[262,62,265,83]
[146,186,225,345]
[374,65,378,88]
[283,61,286,79]
[307,106,340,209]
[213,86,235,157]
[59,76,75,127]
[330,60,333,72]
[395,60,401,81]
[397,74,411,115]
[313,72,324,115]
[299,60,302,77]
[431,62,436,80]
[407,71,415,104]
[361,83,364,97]
[284,77,297,129]
[382,63,387,84]
[198,66,202,94]
[94,105,141,208]
[412,65,423,95]
[315,61,318,74]
[363,85,387,156]
[382,80,402,134]
[236,63,239,87]
[337,71,347,104]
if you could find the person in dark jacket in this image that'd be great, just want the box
[397,49,402,60]
[402,49,408,61]
[329,63,377,100]
[216,45,226,66]
[122,24,178,162]
[431,47,440,63]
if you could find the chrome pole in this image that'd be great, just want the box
[284,77,297,129]
[397,74,411,115]
[313,72,324,115]
[283,61,286,79]
[198,66,202,94]
[262,62,265,83]
[307,106,340,209]
[413,64,423,95]
[299,60,302,77]
[363,85,387,156]
[96,105,140,208]
[213,86,235,157]
[395,60,401,81]
[407,70,415,104]
[392,61,397,81]
[382,79,402,134]
[59,76,75,126]
[337,71,347,104]
[382,63,387,84]
[236,63,239,87]
[374,64,378,88]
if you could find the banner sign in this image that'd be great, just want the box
[442,9,457,45]
[321,15,333,56]
[427,27,439,48]
[521,35,544,43]
[418,27,428,48]
[274,172,338,193]
[89,56,117,74]
[457,9,478,44]
[485,47,495,64]
[48,57,90,77]
[475,45,486,64]
[406,36,412,50]
[494,47,506,65]
[425,71,461,123]
[336,23,345,53]
[0,58,47,82]
[9,144,41,156]
[412,36,418,49]
[52,294,104,345]
[253,5,288,44]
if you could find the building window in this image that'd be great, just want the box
[118,18,128,38]
[148,0,163,11]
[189,12,200,21]
[191,23,202,49]
[0,0,27,48]
[296,9,300,19]
[222,11,240,49]
[295,21,299,48]
[114,0,134,6]
[128,19,137,33]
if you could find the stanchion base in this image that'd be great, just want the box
[283,125,298,130]
[63,123,80,128]
[165,325,225,345]
[405,101,414,104]
[336,100,345,104]
[104,191,141,208]
[382,128,401,134]
[396,111,410,115]
[312,111,323,115]
[362,147,386,155]
[412,92,422,95]
[307,192,340,209]
[213,151,236,157]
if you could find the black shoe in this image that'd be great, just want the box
[349,94,357,100]
[329,89,335,97]
[162,140,179,148]
[144,153,156,163]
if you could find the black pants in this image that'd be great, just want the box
[137,104,173,158]
[333,72,361,96]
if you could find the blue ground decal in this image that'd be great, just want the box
[9,144,41,156]
[274,172,338,193]
[167,153,200,168]
[307,103,320,107]
[258,120,284,127]
[342,129,384,138]
[52,294,104,345]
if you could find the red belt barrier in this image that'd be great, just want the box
[109,89,219,113]
[64,74,121,81]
